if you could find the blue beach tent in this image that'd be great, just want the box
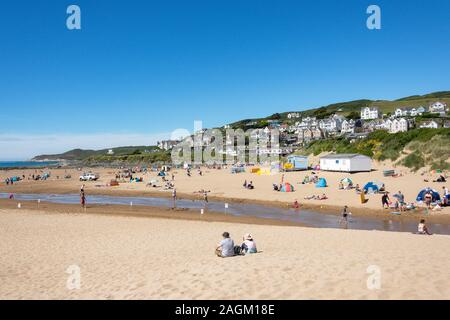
[363,182,379,193]
[416,188,441,202]
[315,178,327,188]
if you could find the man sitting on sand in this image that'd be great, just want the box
[215,232,235,258]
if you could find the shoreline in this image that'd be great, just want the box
[2,186,450,225]
[0,199,305,228]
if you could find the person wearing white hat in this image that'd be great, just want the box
[241,233,257,254]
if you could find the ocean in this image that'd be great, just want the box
[0,161,60,169]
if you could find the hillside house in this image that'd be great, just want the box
[419,120,439,129]
[429,102,448,115]
[361,107,381,120]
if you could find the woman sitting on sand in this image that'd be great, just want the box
[418,219,432,235]
[241,233,257,254]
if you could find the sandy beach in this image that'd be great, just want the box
[1,207,449,300]
[1,160,449,221]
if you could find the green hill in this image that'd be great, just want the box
[296,128,450,171]
[33,146,161,161]
[227,91,450,129]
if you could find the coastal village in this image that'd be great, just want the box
[157,101,450,157]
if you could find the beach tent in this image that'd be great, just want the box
[315,178,327,188]
[341,178,353,185]
[280,183,295,192]
[416,188,441,202]
[231,166,245,174]
[363,182,379,193]
[257,169,271,176]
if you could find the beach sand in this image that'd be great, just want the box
[1,208,449,300]
[1,161,449,220]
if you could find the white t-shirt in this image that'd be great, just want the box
[418,223,425,233]
[243,240,257,252]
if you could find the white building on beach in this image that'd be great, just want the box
[319,153,372,172]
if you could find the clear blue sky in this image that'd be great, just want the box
[0,0,449,159]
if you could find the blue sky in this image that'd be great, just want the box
[0,0,449,159]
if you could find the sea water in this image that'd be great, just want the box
[0,161,60,169]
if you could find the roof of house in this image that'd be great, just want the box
[320,153,370,159]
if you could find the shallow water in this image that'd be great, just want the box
[1,192,449,235]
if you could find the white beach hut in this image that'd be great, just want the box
[319,154,372,173]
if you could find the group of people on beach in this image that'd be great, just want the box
[215,232,257,258]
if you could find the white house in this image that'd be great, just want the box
[419,120,439,129]
[394,108,409,117]
[341,119,355,134]
[361,107,381,120]
[158,140,181,150]
[318,114,344,132]
[319,154,372,172]
[429,101,448,114]
[386,118,409,133]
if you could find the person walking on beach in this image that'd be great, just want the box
[339,205,350,225]
[80,190,86,209]
[172,188,177,209]
[203,190,209,203]
[382,192,390,209]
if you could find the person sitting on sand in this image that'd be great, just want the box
[246,181,254,190]
[215,232,235,257]
[293,200,300,209]
[355,184,361,194]
[243,180,247,188]
[241,233,257,254]
[418,219,432,235]
[316,194,328,200]
[338,182,344,190]
[443,186,449,196]
[273,183,279,191]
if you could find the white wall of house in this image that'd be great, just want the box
[320,155,372,172]
[361,107,380,120]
